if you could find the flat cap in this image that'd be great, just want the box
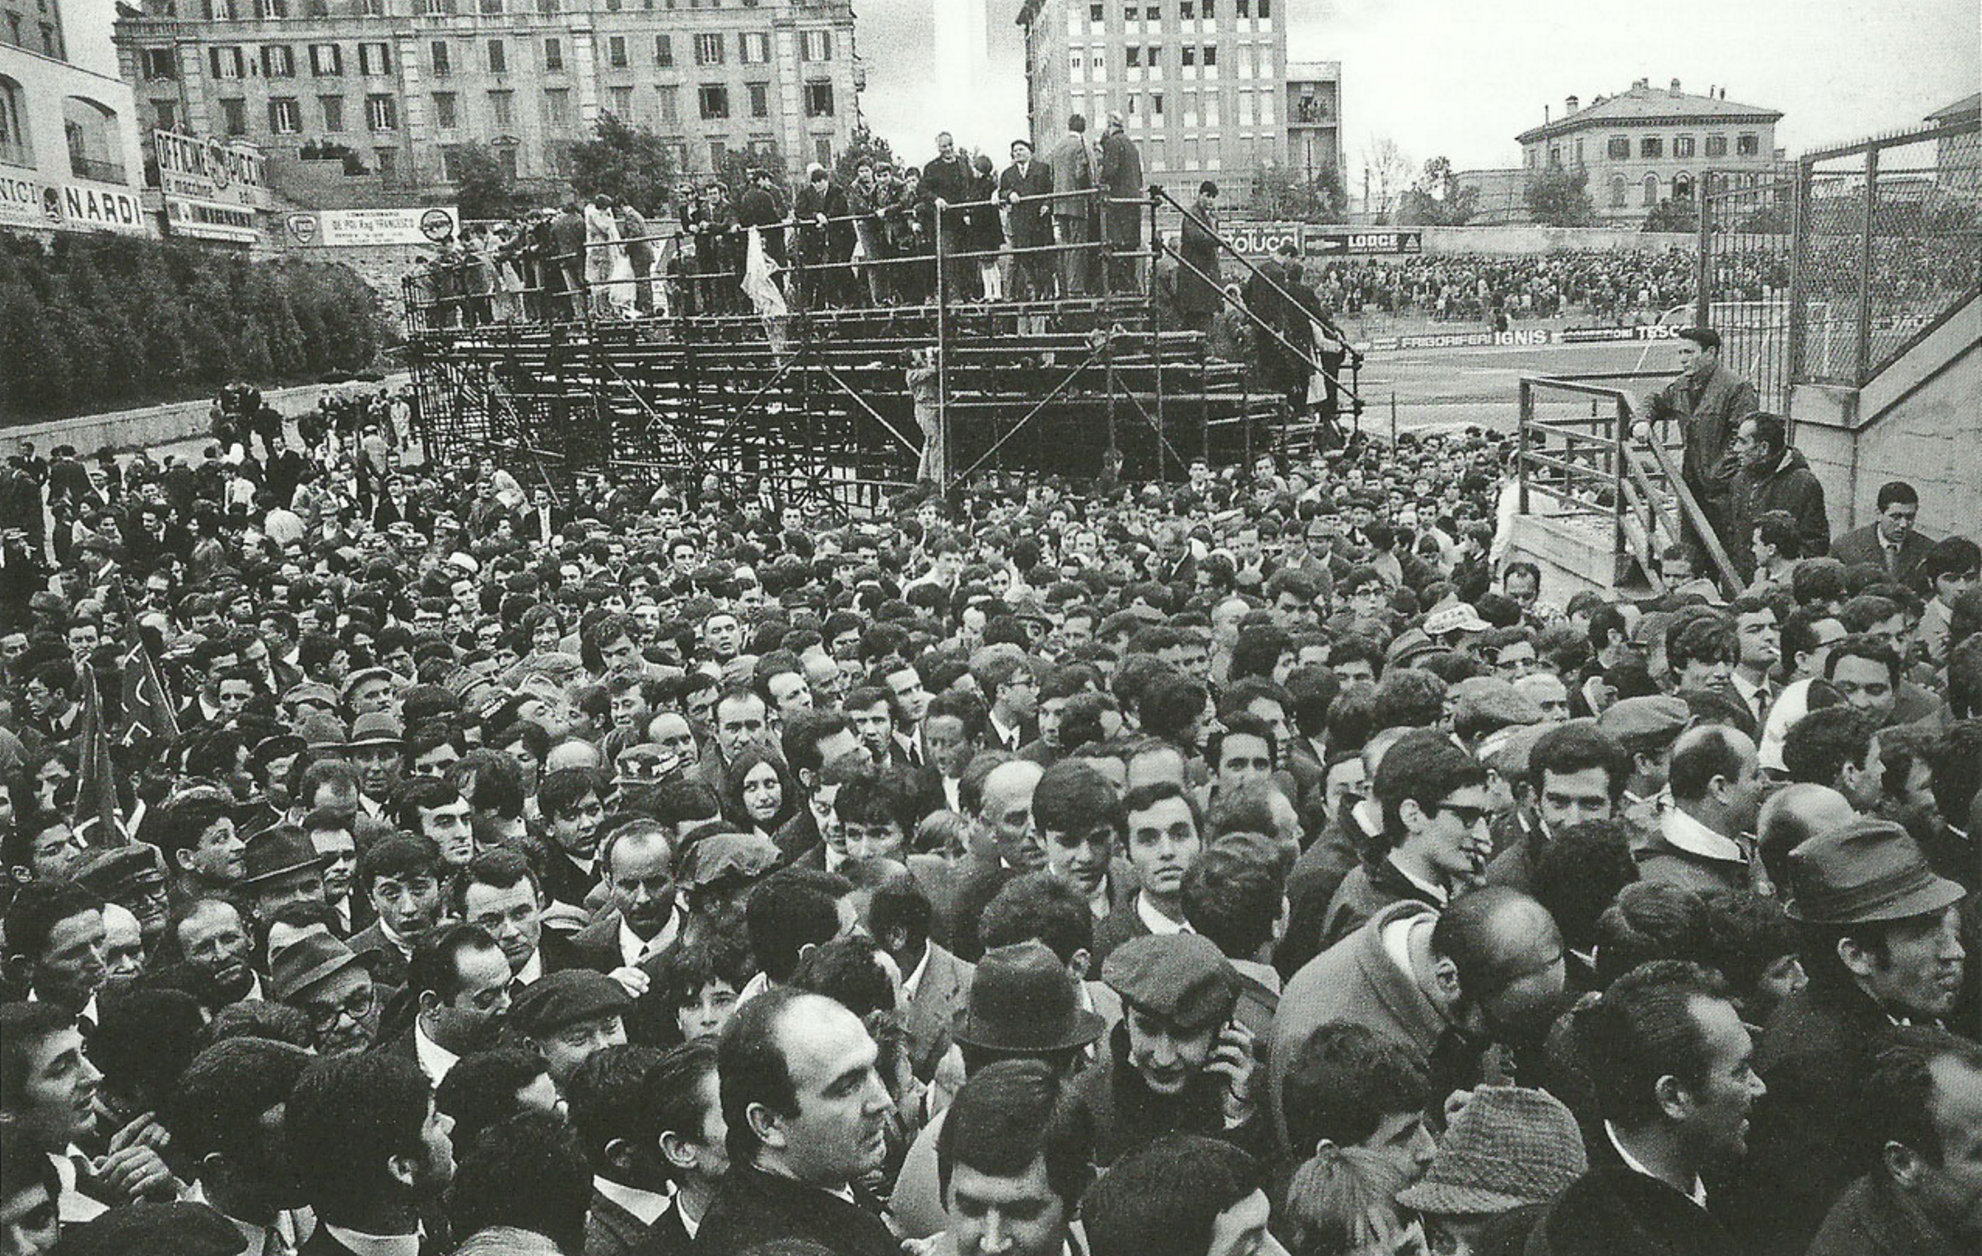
[677,832,782,889]
[1596,695,1692,749]
[509,969,631,1037]
[1100,933,1240,1030]
[1423,602,1490,636]
[1450,677,1545,732]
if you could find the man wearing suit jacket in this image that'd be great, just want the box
[1049,113,1097,296]
[999,139,1057,300]
[517,486,568,545]
[288,1052,455,1256]
[565,1043,714,1256]
[1830,480,1937,591]
[869,874,973,1082]
[382,922,513,1085]
[569,820,683,975]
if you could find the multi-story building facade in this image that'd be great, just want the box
[111,0,864,199]
[3,0,151,234]
[1018,0,1288,198]
[1515,78,1783,222]
[1283,59,1337,187]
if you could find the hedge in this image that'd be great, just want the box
[0,232,395,421]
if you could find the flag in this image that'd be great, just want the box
[72,661,126,846]
[120,636,181,749]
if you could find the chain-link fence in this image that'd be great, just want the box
[1700,114,1980,399]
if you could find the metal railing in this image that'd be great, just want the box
[1518,370,1742,598]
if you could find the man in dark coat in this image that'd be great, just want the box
[288,1053,453,1256]
[735,168,786,269]
[1723,818,1969,1256]
[921,131,976,303]
[998,139,1056,301]
[1831,479,1938,591]
[1523,962,1763,1256]
[1726,412,1829,580]
[1096,112,1145,293]
[1177,181,1224,333]
[694,989,901,1256]
[548,200,589,320]
[1805,1026,1982,1256]
[1631,326,1759,558]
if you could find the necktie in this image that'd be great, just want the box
[264,1223,297,1256]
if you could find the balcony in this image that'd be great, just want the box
[70,156,130,185]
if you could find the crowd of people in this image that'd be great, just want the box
[1,346,1979,1256]
[408,116,1157,332]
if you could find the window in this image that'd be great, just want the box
[1201,44,1216,67]
[663,140,687,171]
[544,88,570,127]
[142,49,176,79]
[608,35,627,67]
[1181,45,1195,66]
[695,33,724,65]
[1574,138,1583,166]
[433,91,457,128]
[805,80,833,117]
[358,43,390,76]
[739,32,769,63]
[268,97,301,133]
[320,95,344,130]
[654,35,673,66]
[1182,87,1197,118]
[1705,134,1727,157]
[375,147,395,179]
[367,94,396,130]
[1091,3,1103,20]
[361,0,380,14]
[802,29,831,61]
[1237,89,1252,124]
[1675,135,1695,158]
[1150,90,1162,117]
[1236,0,1248,12]
[544,39,562,71]
[1609,175,1627,208]
[815,136,831,167]
[1259,0,1271,16]
[1605,135,1629,160]
[1126,46,1140,67]
[608,85,632,117]
[431,41,450,77]
[478,0,500,10]
[1642,173,1659,206]
[1640,136,1662,158]
[709,139,727,169]
[1737,133,1759,156]
[258,0,287,16]
[1258,87,1272,124]
[1202,0,1214,13]
[1548,146,1560,168]
[488,40,507,74]
[424,0,451,13]
[1181,0,1194,14]
[152,99,177,130]
[537,0,557,12]
[747,81,768,118]
[209,46,245,79]
[1203,90,1219,124]
[656,85,678,124]
[310,43,341,75]
[1672,172,1694,202]
[219,97,246,135]
[487,89,512,127]
[699,84,729,119]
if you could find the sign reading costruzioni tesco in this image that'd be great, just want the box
[0,172,150,235]
[285,206,461,247]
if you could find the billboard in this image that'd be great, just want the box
[285,206,460,248]
[153,130,268,244]
[1214,222,1424,260]
[0,172,150,235]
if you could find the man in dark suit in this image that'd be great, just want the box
[346,835,446,992]
[383,922,512,1085]
[999,139,1056,301]
[569,819,682,975]
[565,1043,701,1256]
[1829,479,1937,591]
[1096,112,1145,293]
[695,989,902,1256]
[869,874,973,1082]
[288,1052,455,1256]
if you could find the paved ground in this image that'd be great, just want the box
[1348,337,1685,435]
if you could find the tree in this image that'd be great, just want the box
[1642,196,1699,234]
[566,113,678,213]
[1525,168,1598,226]
[834,123,898,186]
[1252,160,1348,222]
[448,141,527,221]
[1361,135,1415,222]
[1396,155,1478,226]
[714,143,789,204]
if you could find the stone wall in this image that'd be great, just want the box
[7,374,411,457]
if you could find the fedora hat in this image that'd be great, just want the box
[953,941,1105,1054]
[1784,818,1965,925]
[240,824,327,885]
[1395,1085,1587,1215]
[268,932,364,1002]
[346,711,404,748]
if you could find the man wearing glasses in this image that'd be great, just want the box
[1315,730,1497,952]
[270,932,380,1056]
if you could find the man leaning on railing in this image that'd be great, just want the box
[1623,325,1758,570]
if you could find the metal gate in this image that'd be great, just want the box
[1696,164,1796,414]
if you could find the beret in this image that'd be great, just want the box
[1596,695,1692,748]
[509,969,631,1036]
[1100,933,1240,1030]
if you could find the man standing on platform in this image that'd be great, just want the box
[922,132,976,304]
[1098,113,1145,294]
[1628,327,1758,564]
[1050,114,1097,297]
[1000,140,1057,302]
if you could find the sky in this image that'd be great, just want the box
[858,0,1980,184]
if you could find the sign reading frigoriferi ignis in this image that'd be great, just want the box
[152,130,269,243]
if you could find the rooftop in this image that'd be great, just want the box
[1517,78,1782,144]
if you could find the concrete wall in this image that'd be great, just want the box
[1792,295,1982,536]
[5,374,409,456]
